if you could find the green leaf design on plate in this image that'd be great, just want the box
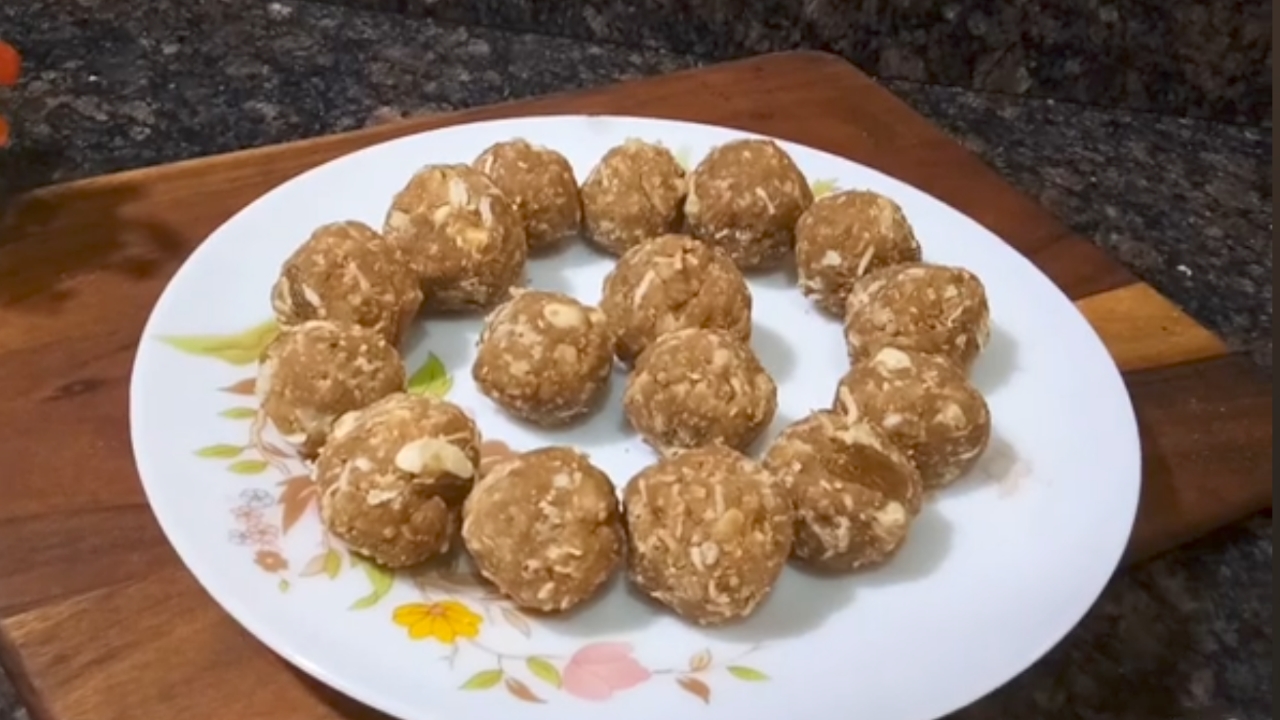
[459,669,504,691]
[323,548,343,579]
[278,578,291,593]
[526,657,562,688]
[195,444,244,459]
[349,593,382,611]
[407,353,452,398]
[299,552,328,577]
[218,406,257,420]
[227,459,270,475]
[348,556,395,610]
[810,178,840,198]
[726,665,769,682]
[158,319,279,366]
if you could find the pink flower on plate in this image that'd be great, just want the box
[245,523,280,546]
[561,642,652,701]
[232,505,264,526]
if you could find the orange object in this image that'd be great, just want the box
[0,41,20,86]
[1,40,16,146]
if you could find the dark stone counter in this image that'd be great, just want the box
[0,1,1271,719]
[323,0,1273,125]
[882,79,1272,368]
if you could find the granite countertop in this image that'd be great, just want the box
[385,0,1274,125]
[0,1,1271,719]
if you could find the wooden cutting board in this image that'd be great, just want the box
[0,51,1270,720]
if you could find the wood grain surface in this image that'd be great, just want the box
[0,51,1271,720]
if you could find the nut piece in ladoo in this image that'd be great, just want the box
[257,320,405,458]
[462,447,624,613]
[472,290,614,426]
[383,163,527,311]
[843,262,991,372]
[271,220,424,346]
[623,328,776,456]
[623,445,793,625]
[315,393,481,568]
[600,234,752,365]
[474,139,582,253]
[684,138,813,269]
[763,410,923,571]
[580,139,687,256]
[834,346,991,489]
[794,190,921,316]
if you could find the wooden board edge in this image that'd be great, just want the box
[0,623,56,720]
[0,502,175,620]
[1121,351,1273,563]
[1125,493,1272,565]
[1075,282,1231,372]
[1028,231,1137,300]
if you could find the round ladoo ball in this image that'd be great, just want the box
[623,328,776,456]
[473,139,582,252]
[600,234,752,365]
[462,447,624,613]
[844,262,991,371]
[270,221,424,346]
[472,290,614,426]
[834,346,991,488]
[315,393,481,568]
[763,411,924,571]
[257,320,405,457]
[382,163,527,311]
[794,190,922,316]
[623,445,793,625]
[579,139,687,256]
[684,138,813,269]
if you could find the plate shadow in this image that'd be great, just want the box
[971,322,1018,395]
[751,321,799,385]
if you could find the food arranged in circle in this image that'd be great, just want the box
[462,446,624,613]
[314,392,481,568]
[472,289,614,426]
[763,410,923,571]
[580,138,687,256]
[794,190,922,316]
[255,135,996,626]
[624,328,777,456]
[257,319,406,458]
[623,444,794,626]
[382,163,527,311]
[684,138,814,270]
[834,346,991,489]
[600,233,753,365]
[843,262,991,371]
[472,139,582,253]
[270,220,423,345]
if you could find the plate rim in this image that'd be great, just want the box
[128,112,1143,720]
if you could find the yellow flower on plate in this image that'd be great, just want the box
[392,600,482,644]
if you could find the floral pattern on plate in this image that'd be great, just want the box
[160,318,774,707]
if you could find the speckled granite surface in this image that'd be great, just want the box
[878,79,1272,368]
[326,0,1273,125]
[0,1,1271,719]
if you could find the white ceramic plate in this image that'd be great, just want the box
[129,115,1141,720]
